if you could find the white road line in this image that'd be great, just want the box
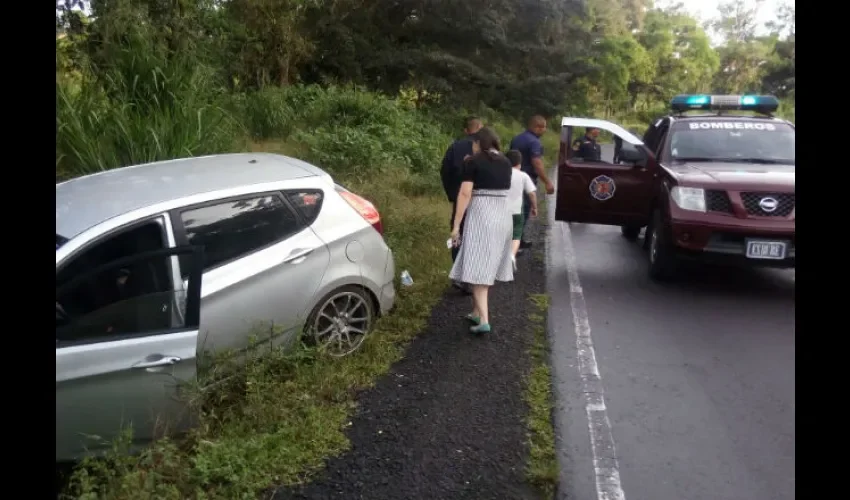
[548,173,626,500]
[558,221,626,500]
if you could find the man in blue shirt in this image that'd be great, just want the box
[510,116,554,249]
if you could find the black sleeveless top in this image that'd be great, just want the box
[460,152,512,191]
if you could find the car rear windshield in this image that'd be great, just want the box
[56,234,68,250]
[669,120,795,164]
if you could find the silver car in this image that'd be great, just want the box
[56,153,396,461]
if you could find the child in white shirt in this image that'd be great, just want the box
[505,150,538,270]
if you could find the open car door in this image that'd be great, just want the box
[555,117,657,228]
[56,245,204,461]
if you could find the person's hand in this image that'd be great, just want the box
[531,206,538,218]
[451,227,461,247]
[545,180,555,194]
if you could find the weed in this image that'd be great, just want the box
[55,24,243,180]
[523,188,557,499]
[58,77,549,499]
[62,139,453,499]
[524,292,558,498]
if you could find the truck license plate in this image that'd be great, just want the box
[745,240,787,260]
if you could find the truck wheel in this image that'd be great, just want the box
[620,225,641,241]
[647,210,677,281]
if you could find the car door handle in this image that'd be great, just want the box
[282,248,314,264]
[133,355,182,369]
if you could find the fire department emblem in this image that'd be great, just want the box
[589,175,616,201]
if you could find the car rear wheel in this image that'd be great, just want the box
[621,225,641,241]
[647,210,677,281]
[305,285,375,357]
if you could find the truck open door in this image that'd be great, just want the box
[555,117,657,230]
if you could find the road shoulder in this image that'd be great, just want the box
[271,211,550,500]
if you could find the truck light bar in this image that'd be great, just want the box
[670,94,779,114]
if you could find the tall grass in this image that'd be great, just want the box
[237,85,449,182]
[55,22,565,497]
[56,27,242,181]
[57,25,461,498]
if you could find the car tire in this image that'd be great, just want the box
[304,285,376,357]
[621,225,641,241]
[647,210,677,281]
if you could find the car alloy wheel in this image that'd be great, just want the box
[309,287,374,357]
[650,225,659,264]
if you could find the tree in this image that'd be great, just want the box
[711,0,773,94]
[298,0,597,116]
[761,3,794,99]
[638,8,718,100]
[218,0,316,88]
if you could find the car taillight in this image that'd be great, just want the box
[339,190,383,235]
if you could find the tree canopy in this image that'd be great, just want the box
[56,0,795,122]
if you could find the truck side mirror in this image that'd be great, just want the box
[617,144,647,166]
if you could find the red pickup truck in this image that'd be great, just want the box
[555,95,795,280]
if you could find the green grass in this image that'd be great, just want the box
[525,292,558,498]
[59,80,457,498]
[63,167,452,499]
[524,182,558,497]
[57,66,563,497]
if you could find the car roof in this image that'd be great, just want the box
[56,153,328,239]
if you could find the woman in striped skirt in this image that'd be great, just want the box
[449,127,514,334]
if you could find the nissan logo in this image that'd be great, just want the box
[759,197,779,212]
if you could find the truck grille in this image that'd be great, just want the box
[706,190,733,213]
[740,192,795,217]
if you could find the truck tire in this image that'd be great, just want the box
[620,225,641,241]
[647,210,677,281]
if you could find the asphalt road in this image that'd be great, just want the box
[546,167,795,500]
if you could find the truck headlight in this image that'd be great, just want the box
[670,187,706,212]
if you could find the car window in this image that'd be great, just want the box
[57,249,184,346]
[179,194,301,272]
[669,121,795,163]
[57,221,167,290]
[285,189,324,225]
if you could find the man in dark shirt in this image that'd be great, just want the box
[509,116,554,249]
[441,116,482,203]
[573,127,602,161]
[441,116,482,264]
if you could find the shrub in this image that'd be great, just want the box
[238,87,299,140]
[257,86,455,177]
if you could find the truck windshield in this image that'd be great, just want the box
[669,121,795,164]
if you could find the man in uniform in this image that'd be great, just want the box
[440,116,482,292]
[573,127,602,161]
[509,116,555,251]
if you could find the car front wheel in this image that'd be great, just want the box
[305,285,375,357]
[647,210,677,281]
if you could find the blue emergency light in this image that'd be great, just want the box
[670,94,779,114]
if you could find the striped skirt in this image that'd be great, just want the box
[450,189,514,286]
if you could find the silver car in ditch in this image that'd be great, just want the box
[56,153,396,461]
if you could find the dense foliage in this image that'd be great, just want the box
[56,0,795,177]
